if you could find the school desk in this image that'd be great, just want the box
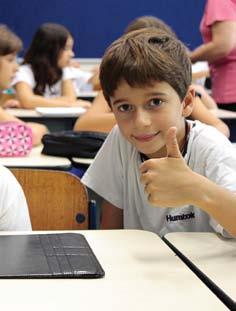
[215,109,236,120]
[77,90,98,100]
[0,230,226,311]
[76,58,101,71]
[5,107,86,132]
[72,156,94,166]
[163,232,236,309]
[0,145,71,169]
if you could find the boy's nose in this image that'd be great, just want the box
[134,109,152,128]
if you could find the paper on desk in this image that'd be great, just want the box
[35,107,86,117]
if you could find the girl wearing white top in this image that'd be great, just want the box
[13,23,91,109]
[0,25,32,230]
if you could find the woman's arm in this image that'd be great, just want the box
[190,21,236,63]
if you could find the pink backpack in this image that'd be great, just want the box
[0,122,33,157]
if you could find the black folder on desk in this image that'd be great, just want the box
[0,233,105,278]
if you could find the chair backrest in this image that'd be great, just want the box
[10,168,88,230]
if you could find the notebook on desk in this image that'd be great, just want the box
[0,233,105,279]
[36,107,86,117]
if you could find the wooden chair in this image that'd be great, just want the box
[10,168,89,230]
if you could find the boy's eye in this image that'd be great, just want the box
[6,55,16,62]
[148,98,163,108]
[117,104,133,112]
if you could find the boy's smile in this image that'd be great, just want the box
[132,131,160,142]
[111,80,193,158]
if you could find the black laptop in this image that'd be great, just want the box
[0,233,105,278]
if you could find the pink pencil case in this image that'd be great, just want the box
[0,121,33,157]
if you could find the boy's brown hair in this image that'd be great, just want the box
[0,25,22,56]
[100,28,192,104]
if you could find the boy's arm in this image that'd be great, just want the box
[189,174,236,237]
[100,199,123,229]
[140,127,236,238]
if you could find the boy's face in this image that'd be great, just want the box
[0,53,18,90]
[110,80,193,158]
[57,36,74,68]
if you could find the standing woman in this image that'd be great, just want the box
[13,23,91,109]
[190,0,236,110]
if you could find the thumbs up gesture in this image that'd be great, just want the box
[140,127,195,207]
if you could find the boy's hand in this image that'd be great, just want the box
[140,127,197,207]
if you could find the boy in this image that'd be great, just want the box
[82,28,236,237]
[0,25,31,230]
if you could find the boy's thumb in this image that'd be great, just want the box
[166,127,182,158]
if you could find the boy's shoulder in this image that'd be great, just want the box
[189,120,231,145]
[187,120,234,158]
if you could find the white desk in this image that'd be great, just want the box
[72,157,94,165]
[78,90,98,99]
[215,109,236,120]
[164,232,236,306]
[5,108,82,132]
[76,58,101,71]
[0,145,71,169]
[6,108,86,118]
[0,230,225,311]
[6,108,40,118]
[214,109,236,142]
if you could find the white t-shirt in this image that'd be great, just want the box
[66,67,93,96]
[82,121,236,237]
[0,165,31,230]
[12,64,92,97]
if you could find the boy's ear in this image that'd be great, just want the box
[182,86,195,118]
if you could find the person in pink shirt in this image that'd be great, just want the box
[190,0,236,110]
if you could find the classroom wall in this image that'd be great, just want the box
[0,0,205,58]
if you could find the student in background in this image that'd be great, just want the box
[12,23,92,109]
[0,25,32,230]
[0,25,47,146]
[74,16,229,137]
[124,16,219,110]
[82,28,236,238]
[190,0,236,110]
